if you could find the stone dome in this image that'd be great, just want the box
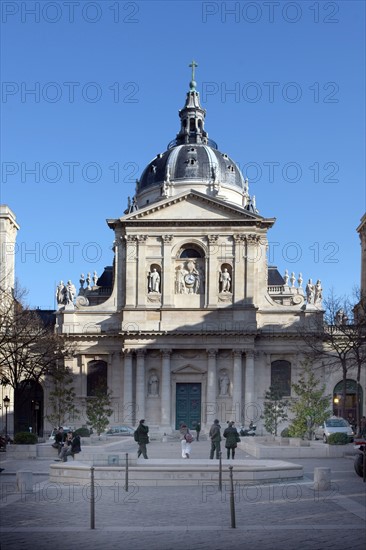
[129,73,256,212]
[138,143,246,193]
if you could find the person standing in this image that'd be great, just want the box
[360,416,366,438]
[223,421,240,459]
[209,419,221,459]
[195,421,201,442]
[135,419,149,459]
[179,423,192,458]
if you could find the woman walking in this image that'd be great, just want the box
[223,421,240,459]
[180,423,193,458]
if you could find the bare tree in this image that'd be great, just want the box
[0,284,73,432]
[299,288,366,430]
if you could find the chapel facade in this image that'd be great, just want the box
[52,73,334,434]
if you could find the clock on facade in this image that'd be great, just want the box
[184,273,195,286]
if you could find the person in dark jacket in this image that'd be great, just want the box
[135,419,149,459]
[209,419,221,459]
[195,421,201,442]
[52,427,66,453]
[223,421,240,459]
[57,432,81,462]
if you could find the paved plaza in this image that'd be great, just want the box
[0,437,365,550]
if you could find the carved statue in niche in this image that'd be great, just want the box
[148,268,161,293]
[148,373,159,396]
[175,264,186,294]
[219,268,231,293]
[219,371,230,396]
[175,260,203,295]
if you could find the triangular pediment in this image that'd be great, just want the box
[172,364,204,375]
[122,191,268,223]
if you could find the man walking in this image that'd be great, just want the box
[134,419,149,459]
[209,419,221,459]
[195,421,201,442]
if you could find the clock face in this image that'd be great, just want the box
[184,274,195,285]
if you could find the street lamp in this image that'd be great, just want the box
[34,401,40,436]
[3,396,10,448]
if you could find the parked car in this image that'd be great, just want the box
[105,425,135,436]
[314,417,354,443]
[48,427,74,441]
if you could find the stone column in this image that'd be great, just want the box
[161,349,172,428]
[244,350,255,420]
[162,235,173,307]
[135,349,146,421]
[207,235,219,306]
[125,235,137,307]
[232,350,243,424]
[206,349,218,424]
[137,235,148,306]
[233,234,245,303]
[123,349,133,416]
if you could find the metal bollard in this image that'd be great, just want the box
[229,466,236,529]
[90,467,95,530]
[218,451,222,492]
[125,453,129,492]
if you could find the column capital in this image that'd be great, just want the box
[122,348,135,357]
[247,234,261,244]
[136,349,146,357]
[245,349,255,358]
[233,233,246,243]
[232,349,243,358]
[125,235,138,243]
[207,234,219,245]
[137,235,148,243]
[161,349,172,358]
[206,348,218,357]
[162,234,173,244]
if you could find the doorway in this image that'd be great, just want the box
[175,383,201,430]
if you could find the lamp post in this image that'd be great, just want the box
[34,401,39,436]
[3,396,10,448]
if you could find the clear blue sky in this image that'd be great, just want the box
[1,0,365,308]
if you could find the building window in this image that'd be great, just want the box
[179,247,202,259]
[87,360,107,396]
[271,360,291,397]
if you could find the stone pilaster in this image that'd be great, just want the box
[125,235,137,306]
[161,349,172,427]
[123,350,133,412]
[135,349,146,421]
[233,234,245,302]
[232,350,243,423]
[245,234,261,302]
[137,235,148,306]
[206,348,218,424]
[162,235,173,306]
[244,350,255,413]
[207,235,219,306]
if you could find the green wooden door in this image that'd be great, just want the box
[176,383,201,430]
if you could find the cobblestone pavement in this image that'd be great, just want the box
[0,438,365,550]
